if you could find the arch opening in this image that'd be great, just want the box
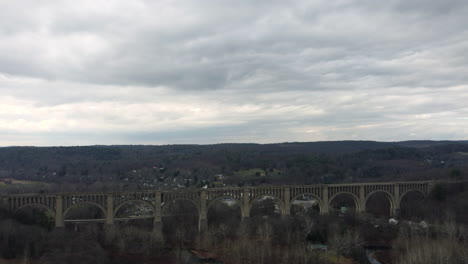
[162,199,199,246]
[63,203,106,231]
[115,200,154,218]
[248,195,285,239]
[365,191,393,218]
[114,200,155,229]
[329,193,358,215]
[290,194,321,217]
[207,197,241,237]
[64,203,106,221]
[249,195,284,219]
[13,205,55,230]
[400,190,426,220]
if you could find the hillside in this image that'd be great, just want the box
[0,141,467,193]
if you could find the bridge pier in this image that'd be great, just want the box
[358,185,365,214]
[241,189,250,222]
[198,191,209,249]
[55,195,64,228]
[106,194,114,225]
[153,221,163,245]
[153,191,164,243]
[392,183,400,217]
[321,185,329,214]
[105,194,115,243]
[282,188,290,217]
[199,191,208,233]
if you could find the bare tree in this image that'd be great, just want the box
[328,229,363,259]
[256,222,274,242]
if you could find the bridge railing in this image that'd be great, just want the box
[2,180,467,199]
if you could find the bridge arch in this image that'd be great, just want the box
[114,199,155,217]
[63,202,107,219]
[399,189,426,220]
[290,193,323,215]
[365,190,395,204]
[249,194,285,216]
[208,196,243,215]
[162,198,200,215]
[161,198,201,245]
[14,204,55,217]
[365,190,395,217]
[207,196,242,231]
[329,192,361,213]
[399,189,426,204]
[12,204,55,229]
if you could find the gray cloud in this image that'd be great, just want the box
[0,0,467,145]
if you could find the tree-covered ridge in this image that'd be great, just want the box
[0,141,467,193]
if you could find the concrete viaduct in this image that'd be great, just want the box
[2,181,435,238]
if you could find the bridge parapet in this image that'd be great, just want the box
[399,182,430,199]
[6,194,56,213]
[161,189,200,208]
[363,183,395,197]
[248,186,285,201]
[113,191,157,208]
[327,184,360,201]
[289,185,323,200]
[206,188,243,203]
[62,193,107,212]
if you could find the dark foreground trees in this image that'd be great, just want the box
[1,182,467,263]
[0,213,467,264]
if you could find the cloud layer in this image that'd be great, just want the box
[0,0,467,145]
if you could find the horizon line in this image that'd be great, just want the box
[1,139,467,148]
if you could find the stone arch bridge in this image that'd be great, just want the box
[1,181,436,237]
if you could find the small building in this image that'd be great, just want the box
[213,174,224,187]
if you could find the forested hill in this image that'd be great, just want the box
[0,141,467,193]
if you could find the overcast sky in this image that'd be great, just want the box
[1,0,467,146]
